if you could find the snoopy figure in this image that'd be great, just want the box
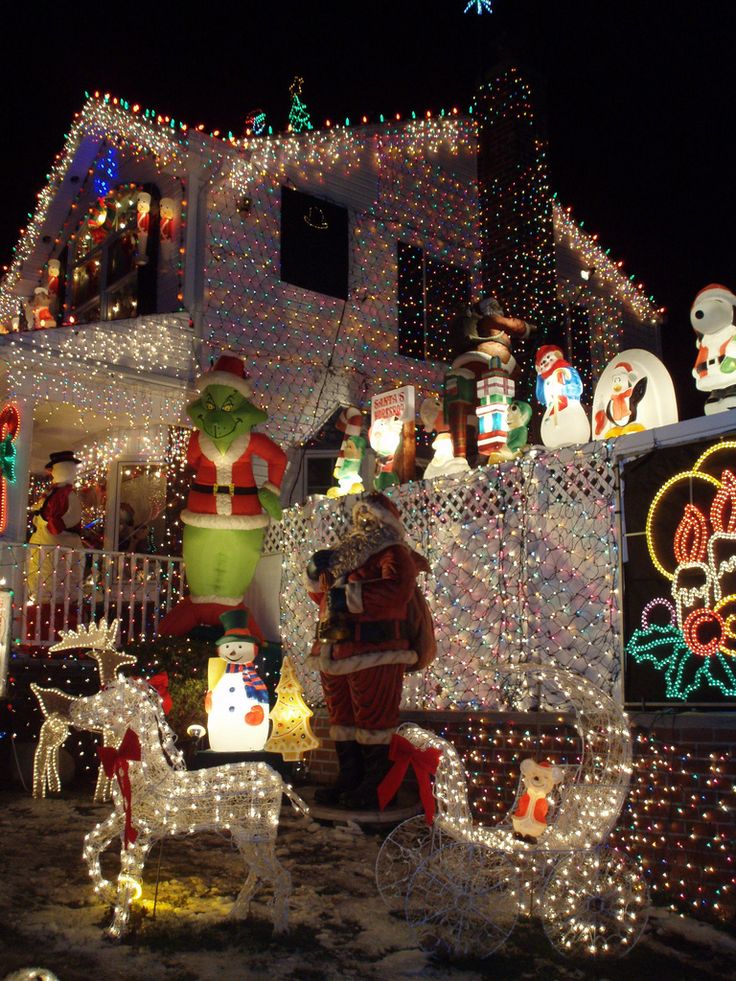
[691,283,736,414]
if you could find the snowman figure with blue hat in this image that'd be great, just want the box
[205,609,271,753]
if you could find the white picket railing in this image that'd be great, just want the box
[0,542,185,648]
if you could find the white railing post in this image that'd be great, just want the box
[18,545,184,649]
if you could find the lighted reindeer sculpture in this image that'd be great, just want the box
[71,675,309,939]
[32,620,137,802]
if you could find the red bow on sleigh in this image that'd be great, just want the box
[377,732,441,827]
[98,728,141,847]
[134,672,172,714]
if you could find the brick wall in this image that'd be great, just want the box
[305,709,736,924]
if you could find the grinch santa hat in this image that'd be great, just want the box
[353,491,405,536]
[195,354,252,398]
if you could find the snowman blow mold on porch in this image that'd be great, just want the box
[205,609,270,753]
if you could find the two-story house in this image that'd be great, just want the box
[0,66,662,650]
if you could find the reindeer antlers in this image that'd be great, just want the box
[49,620,121,655]
[49,619,136,686]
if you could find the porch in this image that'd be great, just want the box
[1,541,184,648]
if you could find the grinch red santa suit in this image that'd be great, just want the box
[160,354,287,635]
[306,493,431,809]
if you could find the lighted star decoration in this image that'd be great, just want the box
[464,0,494,13]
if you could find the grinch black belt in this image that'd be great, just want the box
[192,483,259,496]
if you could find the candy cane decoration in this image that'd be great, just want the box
[0,403,20,535]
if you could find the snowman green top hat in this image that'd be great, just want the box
[216,608,261,648]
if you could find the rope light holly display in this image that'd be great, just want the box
[626,441,736,699]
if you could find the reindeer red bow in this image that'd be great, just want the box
[377,733,441,826]
[98,728,141,847]
[146,672,172,715]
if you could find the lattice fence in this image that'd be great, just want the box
[265,442,620,708]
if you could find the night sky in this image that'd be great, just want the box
[2,1,732,419]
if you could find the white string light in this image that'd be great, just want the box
[71,674,309,939]
[376,665,648,959]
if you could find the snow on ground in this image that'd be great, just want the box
[0,790,734,981]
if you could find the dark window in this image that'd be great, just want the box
[67,183,158,325]
[280,186,349,300]
[397,243,470,361]
[555,300,592,397]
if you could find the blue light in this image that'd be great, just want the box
[93,145,119,198]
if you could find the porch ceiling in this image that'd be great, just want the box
[31,401,128,474]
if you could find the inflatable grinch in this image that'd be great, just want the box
[160,355,287,635]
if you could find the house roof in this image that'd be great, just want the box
[0,92,662,331]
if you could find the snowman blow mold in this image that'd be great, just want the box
[205,609,270,752]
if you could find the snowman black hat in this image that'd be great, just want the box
[45,450,81,471]
[216,608,260,648]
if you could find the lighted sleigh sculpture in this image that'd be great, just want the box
[375,665,649,960]
[71,676,309,940]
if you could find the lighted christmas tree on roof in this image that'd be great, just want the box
[288,76,313,133]
[265,656,320,761]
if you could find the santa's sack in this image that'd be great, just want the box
[406,585,437,671]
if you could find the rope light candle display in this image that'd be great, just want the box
[375,665,648,960]
[627,441,736,699]
[71,674,309,939]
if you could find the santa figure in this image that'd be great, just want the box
[136,191,152,264]
[27,287,56,330]
[535,344,590,448]
[306,493,433,809]
[88,198,109,246]
[46,259,61,298]
[690,283,736,414]
[419,397,472,479]
[159,197,177,268]
[512,758,564,841]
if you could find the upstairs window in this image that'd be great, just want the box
[280,186,349,300]
[67,183,158,324]
[397,243,470,361]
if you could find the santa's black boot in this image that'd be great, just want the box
[314,740,364,806]
[340,744,391,811]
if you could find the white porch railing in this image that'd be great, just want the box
[0,543,185,648]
